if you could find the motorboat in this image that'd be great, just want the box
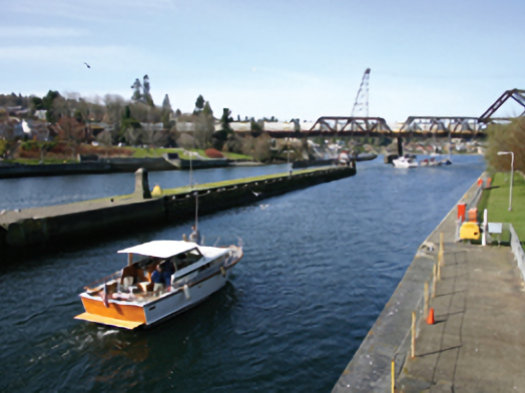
[75,240,243,329]
[420,157,441,167]
[420,156,452,167]
[392,155,418,168]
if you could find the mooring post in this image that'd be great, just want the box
[411,311,416,358]
[391,359,395,393]
[134,168,152,199]
[432,264,437,298]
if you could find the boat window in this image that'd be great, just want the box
[173,248,202,269]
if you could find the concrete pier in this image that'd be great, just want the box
[332,177,525,392]
[0,165,355,256]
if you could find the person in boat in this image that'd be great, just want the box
[189,225,201,244]
[161,260,175,288]
[151,264,165,294]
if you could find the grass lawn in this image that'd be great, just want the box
[478,171,525,244]
[129,147,252,161]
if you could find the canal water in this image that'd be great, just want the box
[0,155,485,392]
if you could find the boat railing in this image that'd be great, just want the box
[84,270,121,292]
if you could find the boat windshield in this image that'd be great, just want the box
[171,248,203,271]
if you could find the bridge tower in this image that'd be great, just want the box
[351,68,370,117]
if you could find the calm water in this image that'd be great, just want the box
[0,155,485,392]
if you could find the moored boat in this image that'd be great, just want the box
[75,240,243,329]
[392,155,418,168]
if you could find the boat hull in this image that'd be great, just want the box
[144,270,229,325]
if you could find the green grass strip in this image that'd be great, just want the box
[479,172,525,243]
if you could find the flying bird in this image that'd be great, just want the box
[84,62,91,69]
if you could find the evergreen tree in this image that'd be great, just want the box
[194,95,205,114]
[143,74,154,106]
[131,78,142,102]
[162,94,172,112]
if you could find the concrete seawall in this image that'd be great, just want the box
[332,174,484,392]
[0,165,355,257]
[0,157,174,178]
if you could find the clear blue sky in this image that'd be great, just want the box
[1,0,524,123]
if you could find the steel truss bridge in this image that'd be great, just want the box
[265,89,525,140]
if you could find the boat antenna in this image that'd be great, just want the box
[189,147,198,232]
[194,189,199,230]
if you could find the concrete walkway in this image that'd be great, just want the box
[397,241,525,392]
[332,178,525,393]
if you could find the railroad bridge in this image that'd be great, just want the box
[264,89,525,156]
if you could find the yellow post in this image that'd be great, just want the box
[437,257,441,280]
[424,281,429,318]
[439,232,445,267]
[411,311,416,358]
[432,264,437,298]
[391,359,395,393]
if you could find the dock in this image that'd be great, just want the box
[332,177,525,392]
[0,165,355,256]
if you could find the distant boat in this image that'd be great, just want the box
[75,240,243,330]
[392,155,418,168]
[420,156,452,167]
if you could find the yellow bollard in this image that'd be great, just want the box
[411,311,416,358]
[151,184,163,197]
[432,264,437,298]
[424,281,429,318]
[391,359,395,393]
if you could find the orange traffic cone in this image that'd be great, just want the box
[427,307,435,325]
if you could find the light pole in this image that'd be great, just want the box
[497,151,514,211]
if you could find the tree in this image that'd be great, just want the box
[104,94,125,136]
[120,105,142,145]
[57,116,85,157]
[219,108,233,132]
[250,119,263,137]
[194,95,205,114]
[213,107,233,150]
[194,112,214,149]
[161,94,173,129]
[485,118,525,172]
[131,78,142,102]
[162,94,172,112]
[42,90,61,123]
[241,134,272,162]
[143,74,154,106]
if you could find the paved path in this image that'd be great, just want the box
[397,241,525,392]
[0,194,141,225]
[332,178,525,393]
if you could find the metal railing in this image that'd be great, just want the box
[509,224,525,281]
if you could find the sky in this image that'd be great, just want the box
[1,0,525,124]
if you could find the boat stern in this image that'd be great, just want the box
[75,295,147,330]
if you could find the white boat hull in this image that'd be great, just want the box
[144,270,228,325]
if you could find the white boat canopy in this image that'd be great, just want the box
[117,240,200,259]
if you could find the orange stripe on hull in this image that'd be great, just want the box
[81,297,146,323]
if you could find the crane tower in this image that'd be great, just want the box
[351,68,370,117]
